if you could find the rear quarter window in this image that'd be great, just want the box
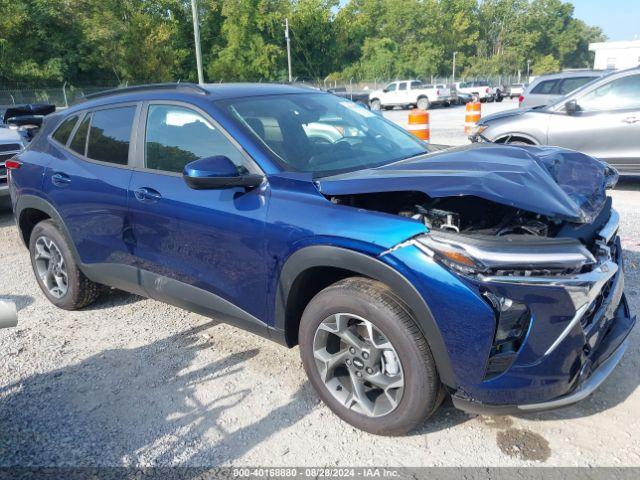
[558,77,595,95]
[530,80,558,95]
[52,115,79,145]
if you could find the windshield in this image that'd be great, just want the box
[217,93,429,176]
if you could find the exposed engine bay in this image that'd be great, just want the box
[328,191,562,238]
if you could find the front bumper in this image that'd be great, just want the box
[450,208,635,413]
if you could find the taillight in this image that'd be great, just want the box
[436,89,440,96]
[4,159,22,170]
[486,87,490,93]
[518,95,524,103]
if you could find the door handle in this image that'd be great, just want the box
[133,187,162,203]
[622,116,639,124]
[51,172,71,187]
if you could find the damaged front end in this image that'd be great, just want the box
[317,145,633,411]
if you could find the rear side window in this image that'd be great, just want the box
[86,106,136,165]
[558,77,594,95]
[52,115,78,145]
[398,83,407,91]
[530,80,558,95]
[69,115,90,155]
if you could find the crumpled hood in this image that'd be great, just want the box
[316,144,617,224]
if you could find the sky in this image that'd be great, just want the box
[571,0,640,41]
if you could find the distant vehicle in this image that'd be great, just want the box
[470,67,640,174]
[369,80,452,110]
[1,104,55,206]
[509,83,526,99]
[455,81,495,102]
[519,71,605,108]
[449,84,473,105]
[327,87,370,108]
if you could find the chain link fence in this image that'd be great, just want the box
[0,74,528,108]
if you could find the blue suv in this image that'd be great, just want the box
[7,83,634,435]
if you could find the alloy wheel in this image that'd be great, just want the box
[312,313,404,418]
[34,236,68,298]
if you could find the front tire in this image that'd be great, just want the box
[299,277,442,435]
[370,99,381,111]
[29,219,101,310]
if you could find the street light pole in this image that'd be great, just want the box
[191,0,204,85]
[452,52,457,83]
[285,18,292,83]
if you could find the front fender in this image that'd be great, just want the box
[274,245,456,386]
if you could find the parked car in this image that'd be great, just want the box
[455,81,495,102]
[450,84,473,105]
[0,104,54,207]
[519,71,605,108]
[509,83,526,99]
[327,87,370,108]
[8,83,633,435]
[369,80,451,110]
[470,67,640,175]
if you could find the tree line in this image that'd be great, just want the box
[0,0,604,87]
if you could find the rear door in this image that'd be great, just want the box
[44,103,141,288]
[547,72,640,172]
[396,81,411,104]
[127,101,269,330]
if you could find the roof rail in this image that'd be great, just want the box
[78,83,209,102]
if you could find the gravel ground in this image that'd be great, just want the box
[1,101,639,467]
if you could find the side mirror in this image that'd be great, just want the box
[382,89,388,93]
[565,99,580,115]
[183,156,264,190]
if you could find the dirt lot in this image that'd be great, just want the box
[1,103,639,466]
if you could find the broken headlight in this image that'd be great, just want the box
[414,230,595,276]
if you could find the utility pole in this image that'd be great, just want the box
[191,0,204,85]
[285,18,292,82]
[452,52,458,83]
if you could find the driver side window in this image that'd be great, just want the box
[386,83,397,92]
[144,104,246,173]
[579,75,640,112]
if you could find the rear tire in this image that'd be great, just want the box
[417,97,430,110]
[299,277,442,435]
[29,219,101,310]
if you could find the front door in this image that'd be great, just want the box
[128,102,269,331]
[547,72,640,173]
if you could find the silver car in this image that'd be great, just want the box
[519,70,605,109]
[470,67,640,174]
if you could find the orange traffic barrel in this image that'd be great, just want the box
[407,109,430,141]
[464,101,481,134]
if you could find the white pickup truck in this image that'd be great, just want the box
[369,80,452,110]
[454,81,496,102]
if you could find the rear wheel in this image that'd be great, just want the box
[299,277,442,435]
[417,97,430,110]
[29,220,101,310]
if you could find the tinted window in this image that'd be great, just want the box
[398,83,407,91]
[579,74,640,111]
[558,77,594,95]
[86,107,135,165]
[69,115,90,155]
[531,80,558,95]
[410,81,423,88]
[52,115,78,145]
[145,105,245,173]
